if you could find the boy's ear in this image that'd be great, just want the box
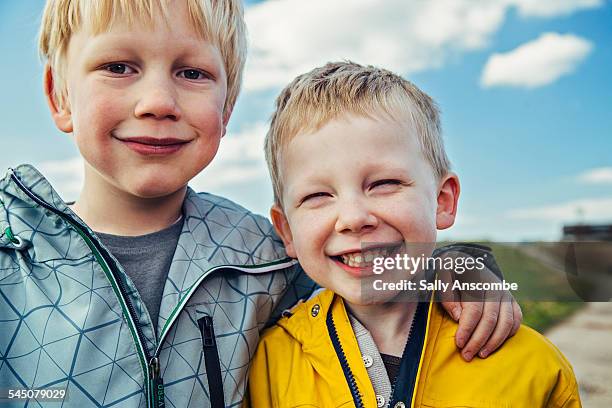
[44,64,73,133]
[436,172,460,230]
[221,105,233,138]
[270,204,297,258]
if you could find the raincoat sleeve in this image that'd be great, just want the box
[548,365,582,408]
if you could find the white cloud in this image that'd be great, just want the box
[508,197,612,222]
[481,32,593,88]
[513,0,603,17]
[189,122,270,191]
[577,167,612,184]
[244,0,506,91]
[243,0,602,92]
[37,157,84,200]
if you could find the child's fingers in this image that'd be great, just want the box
[459,296,500,361]
[440,298,463,322]
[454,300,484,350]
[437,268,462,321]
[477,293,514,358]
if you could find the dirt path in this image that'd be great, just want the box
[545,302,612,407]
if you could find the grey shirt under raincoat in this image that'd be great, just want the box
[0,164,316,407]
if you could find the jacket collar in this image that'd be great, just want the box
[0,164,89,256]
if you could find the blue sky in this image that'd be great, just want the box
[0,0,610,241]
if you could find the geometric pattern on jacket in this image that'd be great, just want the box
[0,164,316,407]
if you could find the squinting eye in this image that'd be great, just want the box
[371,179,402,189]
[301,192,331,204]
[180,69,206,80]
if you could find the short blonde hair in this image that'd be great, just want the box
[39,0,247,113]
[265,61,451,206]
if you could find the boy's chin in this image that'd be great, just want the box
[84,161,192,200]
[336,288,382,306]
[338,284,405,307]
[119,177,188,199]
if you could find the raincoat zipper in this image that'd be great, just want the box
[326,307,365,408]
[325,295,430,408]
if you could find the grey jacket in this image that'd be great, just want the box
[0,164,315,407]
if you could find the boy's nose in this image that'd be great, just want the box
[334,198,378,234]
[134,81,181,121]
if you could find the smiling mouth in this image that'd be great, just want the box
[117,136,189,146]
[331,244,403,268]
[114,136,191,155]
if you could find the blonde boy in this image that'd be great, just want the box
[247,61,580,407]
[1,1,520,407]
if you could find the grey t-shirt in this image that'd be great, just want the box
[96,218,184,333]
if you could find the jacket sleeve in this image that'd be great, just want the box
[550,381,582,408]
[264,263,319,329]
[547,360,582,408]
[558,392,582,408]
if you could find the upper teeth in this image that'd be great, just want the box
[340,248,394,267]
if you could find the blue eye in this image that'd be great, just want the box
[179,69,207,80]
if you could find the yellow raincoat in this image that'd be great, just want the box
[246,289,580,408]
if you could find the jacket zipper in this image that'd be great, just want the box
[326,306,365,408]
[198,315,226,408]
[388,300,430,408]
[10,172,161,407]
[149,357,165,408]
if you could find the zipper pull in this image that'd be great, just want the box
[200,315,216,347]
[198,315,226,408]
[149,357,165,408]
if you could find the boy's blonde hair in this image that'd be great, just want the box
[39,0,247,113]
[265,61,451,206]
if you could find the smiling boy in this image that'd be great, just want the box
[247,61,580,408]
[2,1,522,407]
[2,2,303,407]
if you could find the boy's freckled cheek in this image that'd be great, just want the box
[73,105,120,138]
[85,87,125,117]
[295,215,332,250]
